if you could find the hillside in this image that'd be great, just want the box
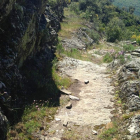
[1,0,140,139]
[113,0,140,16]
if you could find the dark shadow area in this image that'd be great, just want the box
[21,48,61,106]
[0,47,62,127]
[0,1,66,139]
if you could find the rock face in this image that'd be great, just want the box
[0,111,8,140]
[0,0,65,138]
[127,115,140,137]
[115,48,140,139]
[118,55,140,111]
[62,28,94,50]
[118,59,140,83]
[120,80,140,111]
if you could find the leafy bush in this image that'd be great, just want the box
[56,43,64,55]
[106,17,125,42]
[48,0,57,7]
[103,53,113,63]
[69,0,140,42]
[99,127,117,140]
[131,34,137,40]
[130,34,140,45]
[65,48,81,58]
[136,35,140,45]
[52,57,72,89]
[69,2,80,14]
[118,55,125,64]
[86,30,100,43]
[103,49,126,64]
[79,0,86,11]
[123,44,135,52]
[113,0,140,16]
[52,64,72,89]
[8,100,58,139]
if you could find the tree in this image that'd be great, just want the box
[106,17,125,42]
[129,6,135,14]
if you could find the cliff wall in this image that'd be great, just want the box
[0,0,65,139]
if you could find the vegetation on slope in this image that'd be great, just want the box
[112,0,140,16]
[70,0,140,42]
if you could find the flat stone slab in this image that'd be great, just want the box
[61,89,72,95]
[63,118,68,127]
[131,52,140,57]
[69,95,80,101]
[55,118,61,121]
[49,137,61,140]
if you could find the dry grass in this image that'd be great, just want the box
[7,101,58,140]
[58,8,85,38]
[61,125,93,140]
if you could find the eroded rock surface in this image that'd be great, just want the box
[116,48,140,138]
[45,57,115,139]
[127,115,140,138]
[62,28,94,50]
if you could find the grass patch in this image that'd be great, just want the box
[103,53,113,63]
[123,44,135,52]
[7,100,58,139]
[122,113,134,120]
[113,0,140,16]
[95,43,122,52]
[99,127,117,140]
[58,8,85,38]
[55,41,93,62]
[52,58,72,89]
[61,129,82,140]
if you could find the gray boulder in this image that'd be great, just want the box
[127,95,140,111]
[62,28,94,50]
[128,115,140,137]
[118,59,140,83]
[118,59,140,111]
[120,80,140,99]
[0,111,8,140]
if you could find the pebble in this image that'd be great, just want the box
[55,118,61,121]
[69,95,80,101]
[92,130,98,135]
[66,102,72,109]
[84,80,89,84]
[63,118,68,127]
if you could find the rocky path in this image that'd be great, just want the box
[44,57,115,140]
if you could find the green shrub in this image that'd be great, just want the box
[123,44,135,52]
[106,17,125,42]
[56,43,64,55]
[118,55,125,64]
[52,59,72,89]
[103,53,113,63]
[65,48,82,58]
[48,0,57,7]
[69,2,80,14]
[87,30,100,43]
[136,35,140,45]
[99,127,117,140]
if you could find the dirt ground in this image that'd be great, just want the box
[44,57,115,140]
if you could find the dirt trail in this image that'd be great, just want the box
[45,57,115,140]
